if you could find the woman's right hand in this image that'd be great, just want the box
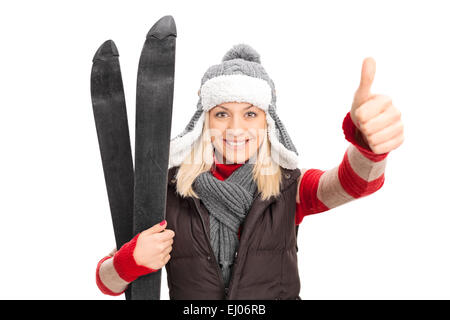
[133,220,175,270]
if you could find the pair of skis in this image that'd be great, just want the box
[90,15,176,300]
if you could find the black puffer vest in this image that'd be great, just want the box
[164,166,302,300]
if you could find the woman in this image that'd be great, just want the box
[95,44,404,299]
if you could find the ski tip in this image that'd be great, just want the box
[147,15,177,40]
[92,39,119,62]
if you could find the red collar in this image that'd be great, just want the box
[211,154,244,181]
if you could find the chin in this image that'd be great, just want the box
[214,146,257,164]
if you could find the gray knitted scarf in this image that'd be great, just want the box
[192,162,258,288]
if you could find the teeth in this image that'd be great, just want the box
[227,140,246,146]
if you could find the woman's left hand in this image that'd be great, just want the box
[350,57,404,154]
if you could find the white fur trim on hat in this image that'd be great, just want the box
[168,112,205,169]
[200,74,272,111]
[265,112,298,169]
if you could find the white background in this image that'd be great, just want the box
[0,0,449,299]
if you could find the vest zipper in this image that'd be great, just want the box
[226,192,267,298]
[192,199,227,298]
[192,194,264,300]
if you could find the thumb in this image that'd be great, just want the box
[144,219,167,235]
[353,57,376,108]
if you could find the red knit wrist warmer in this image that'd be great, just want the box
[113,233,158,282]
[342,111,388,162]
[96,256,125,296]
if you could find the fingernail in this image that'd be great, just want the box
[160,220,166,226]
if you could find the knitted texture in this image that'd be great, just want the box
[95,256,125,296]
[294,112,389,225]
[168,43,299,170]
[112,233,158,282]
[193,162,258,288]
[342,111,388,162]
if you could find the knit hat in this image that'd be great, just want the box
[168,43,299,169]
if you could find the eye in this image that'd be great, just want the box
[215,111,228,118]
[246,111,257,117]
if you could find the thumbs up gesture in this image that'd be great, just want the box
[351,58,404,154]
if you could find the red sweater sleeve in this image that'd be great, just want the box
[294,111,389,225]
[95,233,158,296]
[96,256,125,296]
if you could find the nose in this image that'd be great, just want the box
[229,113,249,129]
[229,114,245,129]
[225,118,247,139]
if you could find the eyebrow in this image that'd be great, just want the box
[217,104,254,110]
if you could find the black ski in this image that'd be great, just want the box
[131,15,177,300]
[90,40,134,300]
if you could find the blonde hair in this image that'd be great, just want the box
[174,111,282,201]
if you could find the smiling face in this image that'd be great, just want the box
[208,102,267,164]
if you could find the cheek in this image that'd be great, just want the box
[249,123,267,145]
[208,117,224,144]
[210,128,223,140]
[254,114,266,136]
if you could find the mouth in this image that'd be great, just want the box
[223,139,250,150]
